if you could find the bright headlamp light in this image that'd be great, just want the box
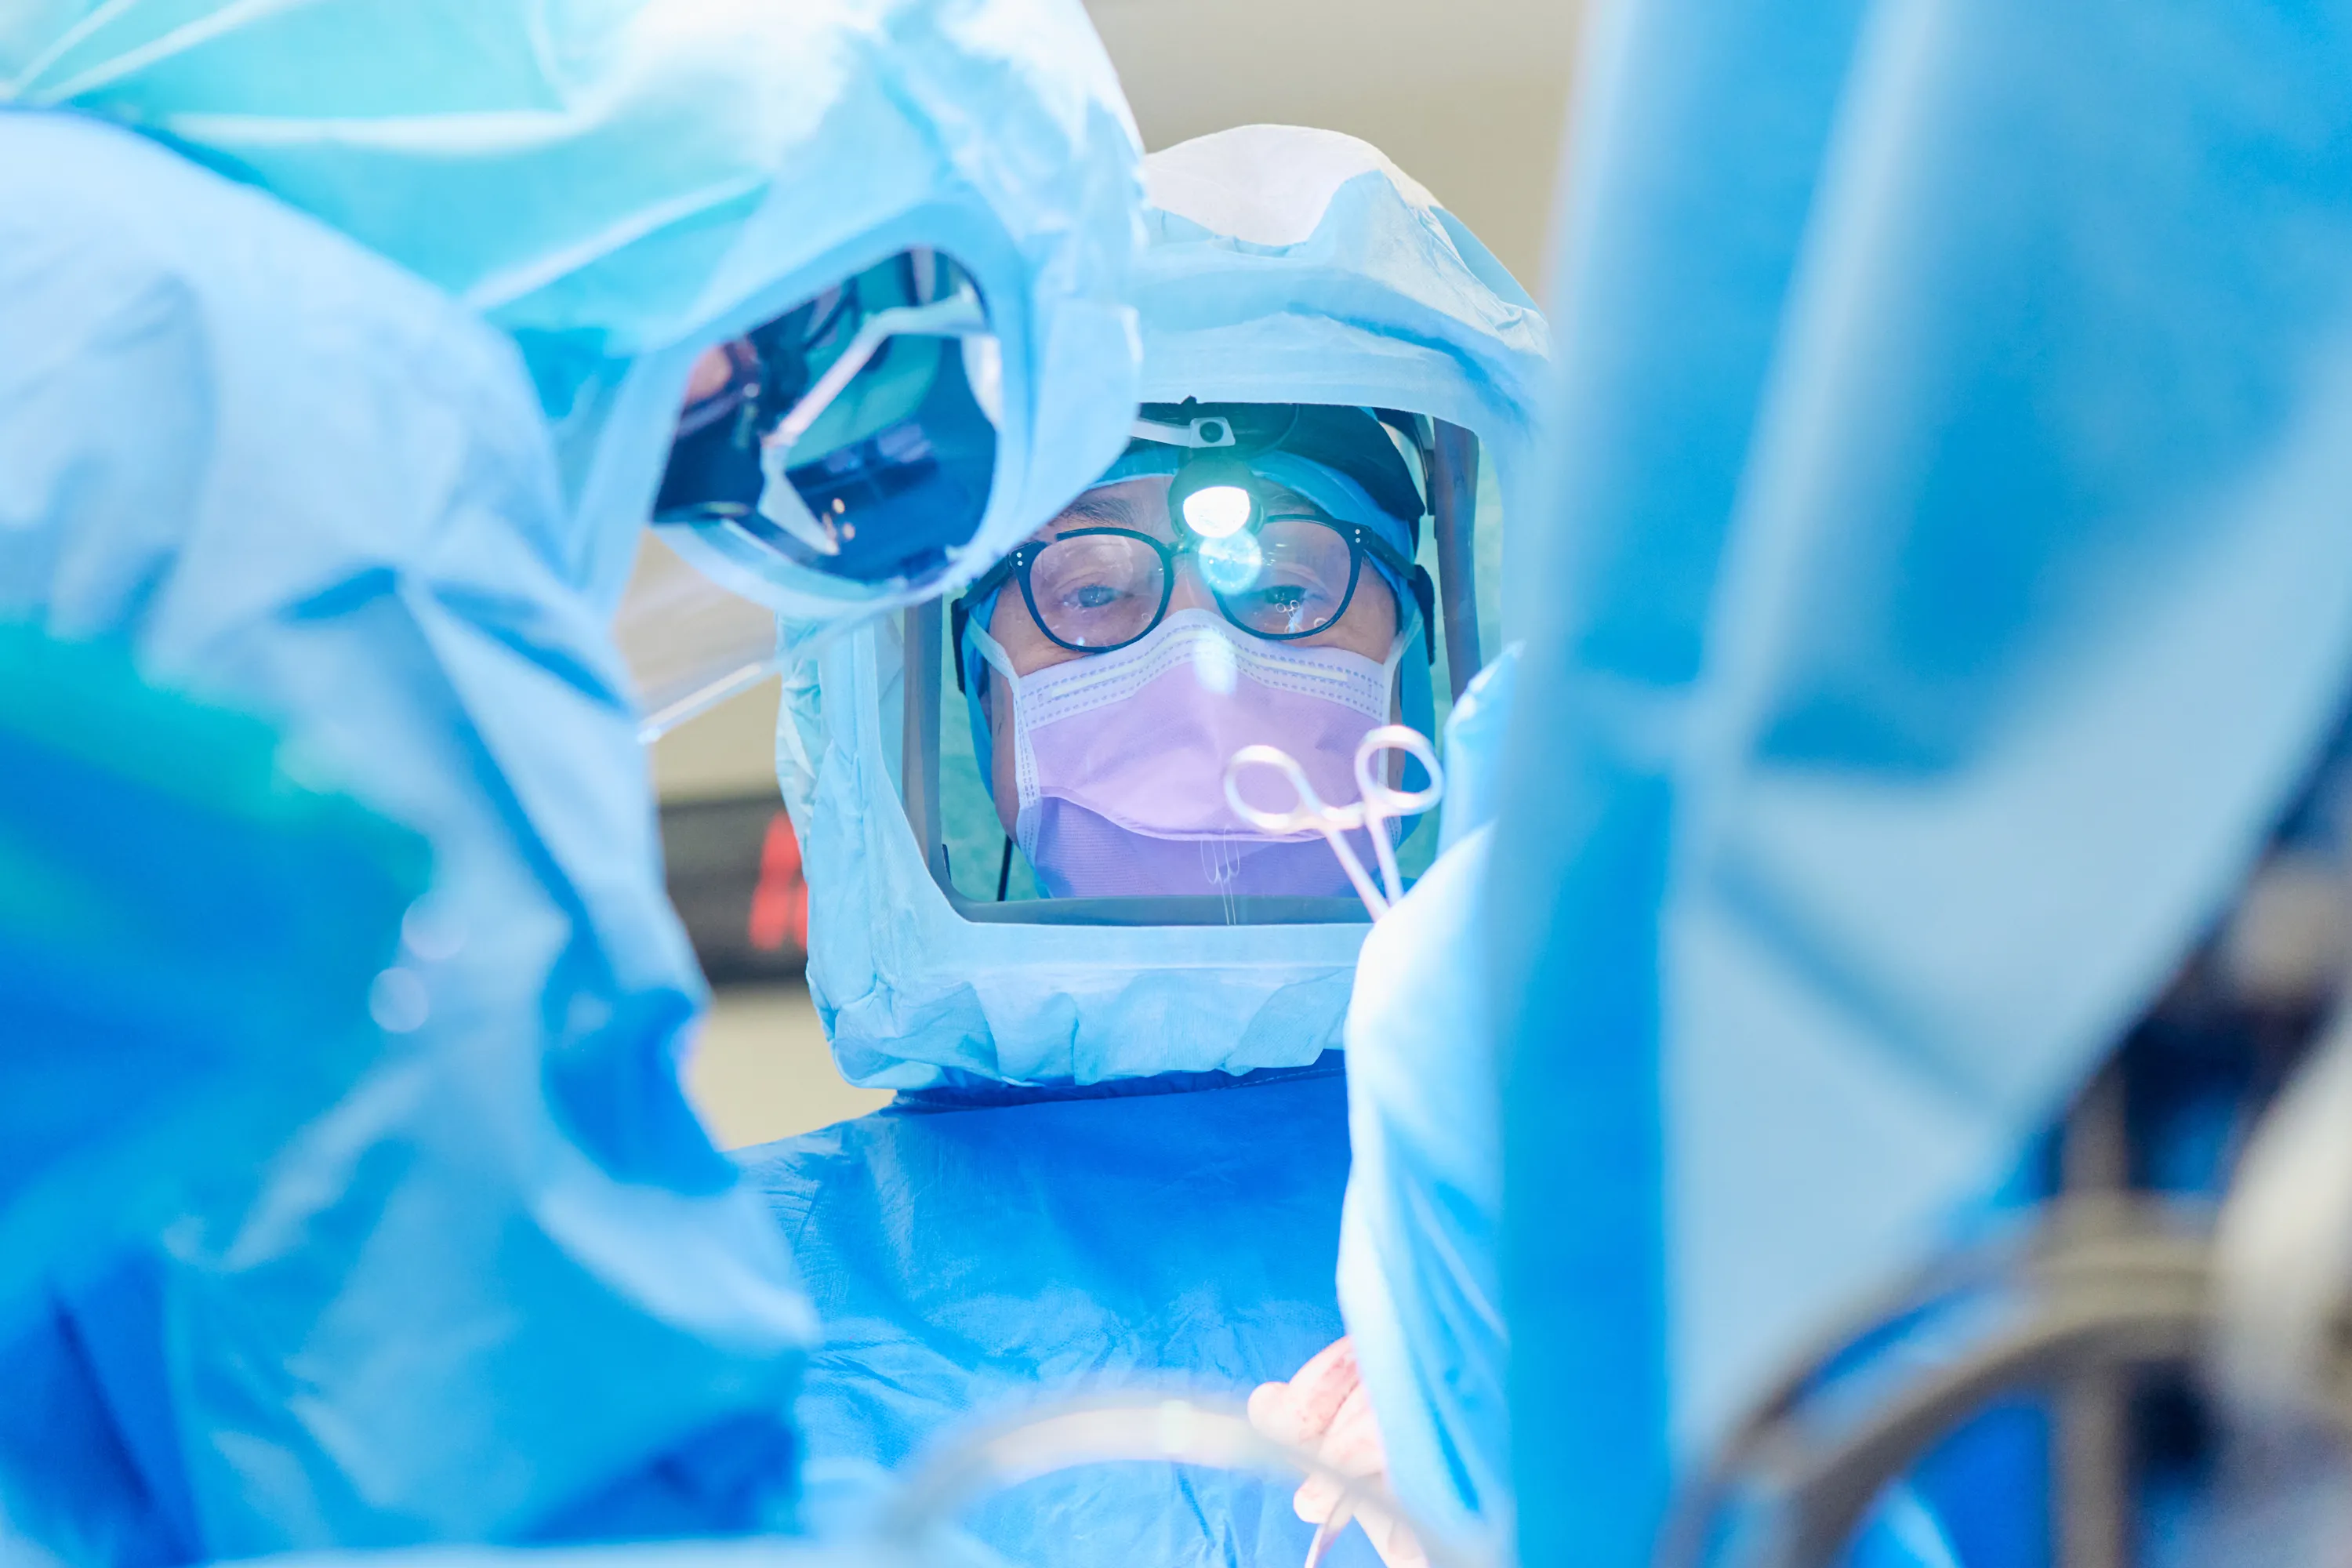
[1168,452,1261,541]
[1180,483,1254,539]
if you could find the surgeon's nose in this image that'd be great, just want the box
[1167,557,1218,615]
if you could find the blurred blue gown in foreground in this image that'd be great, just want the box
[0,626,423,1327]
[1494,0,2352,1563]
[0,113,814,1564]
[0,0,1154,1557]
[0,628,427,1566]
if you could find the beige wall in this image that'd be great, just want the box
[652,673,782,802]
[687,983,891,1148]
[1086,0,1580,290]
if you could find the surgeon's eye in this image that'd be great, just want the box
[1224,575,1348,637]
[1044,570,1146,615]
[1029,534,1166,648]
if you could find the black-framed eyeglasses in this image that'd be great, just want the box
[953,512,1436,660]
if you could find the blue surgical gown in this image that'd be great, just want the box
[0,626,423,1324]
[742,1058,1381,1568]
[0,111,810,1562]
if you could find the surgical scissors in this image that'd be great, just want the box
[1224,724,1445,920]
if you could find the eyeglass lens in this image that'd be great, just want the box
[1024,517,1360,650]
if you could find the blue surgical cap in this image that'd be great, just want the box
[2,0,1146,620]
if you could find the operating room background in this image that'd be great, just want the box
[657,0,1583,1149]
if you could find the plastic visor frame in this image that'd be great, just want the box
[753,288,995,562]
[902,594,1377,928]
[653,281,1001,601]
[901,419,1486,930]
[949,513,1436,665]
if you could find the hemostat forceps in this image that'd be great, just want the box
[1224,724,1445,920]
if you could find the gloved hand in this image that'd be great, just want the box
[1248,1337,1428,1568]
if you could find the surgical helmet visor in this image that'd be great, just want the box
[653,249,1001,588]
[940,404,1443,910]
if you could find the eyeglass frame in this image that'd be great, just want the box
[952,510,1436,688]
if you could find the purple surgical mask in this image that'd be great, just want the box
[971,609,1405,899]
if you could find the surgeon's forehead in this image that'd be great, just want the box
[1035,474,1322,539]
[1051,477,1167,530]
[1023,476,1166,545]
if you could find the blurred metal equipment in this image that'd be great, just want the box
[2056,1064,2136,1568]
[1658,826,2352,1568]
[1653,1199,2220,1568]
[2215,1007,2352,1438]
[1225,725,1446,919]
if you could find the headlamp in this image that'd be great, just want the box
[1181,485,1254,539]
[1168,452,1260,541]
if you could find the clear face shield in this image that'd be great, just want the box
[618,248,1004,738]
[903,401,1492,927]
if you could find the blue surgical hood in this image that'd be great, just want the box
[775,124,1551,1090]
[2,0,1146,619]
[0,112,814,1555]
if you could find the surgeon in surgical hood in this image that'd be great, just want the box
[955,398,1437,902]
[0,0,1142,1552]
[743,125,1547,1567]
[4,0,1145,647]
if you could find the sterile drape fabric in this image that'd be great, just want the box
[1497,3,2352,1564]
[0,114,813,1561]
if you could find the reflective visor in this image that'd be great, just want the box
[653,249,1000,587]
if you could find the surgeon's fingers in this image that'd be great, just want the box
[1317,1380,1390,1479]
[1248,1335,1360,1449]
[1291,1379,1385,1523]
[1363,1511,1429,1568]
[1247,1377,1296,1439]
[1289,1338,1363,1436]
[1282,1376,1428,1568]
